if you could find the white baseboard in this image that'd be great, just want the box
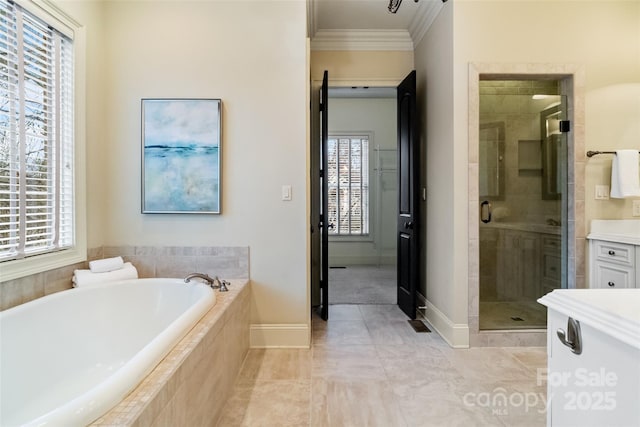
[250,324,310,348]
[418,297,469,348]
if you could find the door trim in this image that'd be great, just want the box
[467,63,586,347]
[309,78,404,315]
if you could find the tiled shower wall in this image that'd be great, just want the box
[479,80,562,225]
[0,246,249,311]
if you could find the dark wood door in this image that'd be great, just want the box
[319,70,329,320]
[397,70,419,320]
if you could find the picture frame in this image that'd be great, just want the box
[141,98,221,214]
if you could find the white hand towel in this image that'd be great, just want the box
[73,262,138,287]
[89,256,124,273]
[610,150,640,198]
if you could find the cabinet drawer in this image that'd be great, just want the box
[543,254,561,280]
[542,235,561,252]
[593,263,633,288]
[594,240,634,266]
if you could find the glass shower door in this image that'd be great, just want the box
[478,81,568,330]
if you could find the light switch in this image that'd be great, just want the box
[282,185,292,201]
[633,200,640,217]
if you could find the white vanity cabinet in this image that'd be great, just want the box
[590,240,635,288]
[587,220,640,289]
[538,289,640,427]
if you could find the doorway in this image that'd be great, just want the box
[325,87,398,306]
[468,63,587,346]
[311,71,421,321]
[478,79,568,330]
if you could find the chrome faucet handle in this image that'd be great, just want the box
[219,280,229,292]
[207,276,228,292]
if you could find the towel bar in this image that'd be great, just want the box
[587,150,640,158]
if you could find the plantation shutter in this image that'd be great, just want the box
[0,0,74,261]
[326,136,369,236]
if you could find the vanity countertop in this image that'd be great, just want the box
[587,219,640,245]
[481,221,561,235]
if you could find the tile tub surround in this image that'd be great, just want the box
[102,245,250,281]
[91,279,250,426]
[0,246,249,311]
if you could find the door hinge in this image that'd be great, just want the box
[319,102,325,112]
[559,120,571,133]
[319,169,324,178]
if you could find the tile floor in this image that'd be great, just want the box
[329,266,396,304]
[480,300,548,330]
[217,304,548,426]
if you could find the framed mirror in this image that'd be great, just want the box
[479,121,505,200]
[540,104,562,200]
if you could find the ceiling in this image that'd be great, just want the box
[308,0,444,49]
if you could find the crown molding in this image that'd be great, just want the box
[310,29,414,51]
[408,1,444,47]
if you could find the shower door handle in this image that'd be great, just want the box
[480,201,492,224]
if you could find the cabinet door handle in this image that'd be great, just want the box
[608,281,615,287]
[556,317,582,355]
[608,250,615,256]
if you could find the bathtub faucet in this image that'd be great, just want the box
[184,273,229,292]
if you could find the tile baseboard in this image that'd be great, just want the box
[250,323,310,348]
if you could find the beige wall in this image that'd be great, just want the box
[414,4,461,335]
[415,0,639,345]
[58,1,309,340]
[311,51,414,84]
[454,0,640,225]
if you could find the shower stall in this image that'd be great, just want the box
[478,79,568,330]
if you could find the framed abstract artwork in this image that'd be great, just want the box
[141,99,221,214]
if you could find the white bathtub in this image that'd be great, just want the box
[0,278,216,427]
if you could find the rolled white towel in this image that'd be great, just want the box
[89,256,124,273]
[73,262,138,287]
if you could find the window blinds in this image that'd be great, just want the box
[0,0,74,261]
[327,136,369,236]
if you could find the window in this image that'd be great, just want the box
[327,135,369,236]
[0,0,75,264]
